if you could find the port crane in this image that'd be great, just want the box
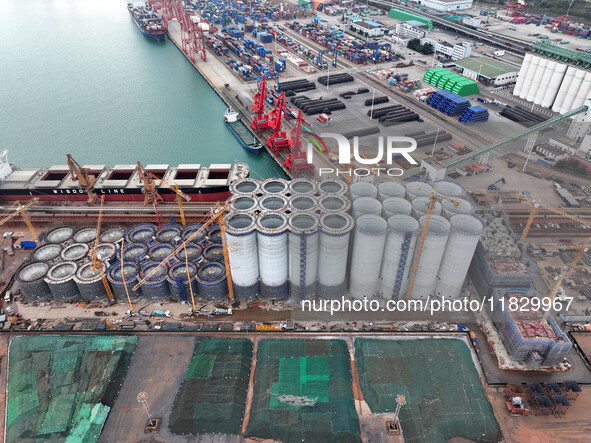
[90,196,116,304]
[518,193,591,239]
[252,76,270,134]
[0,199,40,246]
[66,154,98,205]
[266,92,291,155]
[137,163,164,206]
[285,110,315,178]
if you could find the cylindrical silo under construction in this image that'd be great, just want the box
[409,215,450,299]
[406,181,433,201]
[45,261,81,301]
[317,177,347,195]
[45,226,74,244]
[196,261,228,300]
[122,243,149,263]
[349,214,388,298]
[261,178,289,195]
[229,195,258,213]
[230,178,260,196]
[31,244,62,263]
[433,180,464,198]
[288,213,319,300]
[441,198,474,219]
[377,181,406,201]
[349,182,378,202]
[100,226,126,244]
[351,197,382,220]
[183,223,207,244]
[317,213,354,299]
[167,262,199,303]
[94,243,117,264]
[139,261,170,300]
[412,197,442,219]
[379,215,419,300]
[203,243,224,262]
[290,195,318,213]
[256,212,289,300]
[74,262,109,302]
[225,213,260,300]
[208,225,222,243]
[73,226,98,244]
[16,262,52,301]
[289,178,317,195]
[149,243,175,261]
[125,223,156,244]
[317,195,351,213]
[155,224,182,243]
[175,242,203,263]
[60,243,90,262]
[382,197,412,218]
[259,194,288,212]
[107,261,143,301]
[435,214,485,299]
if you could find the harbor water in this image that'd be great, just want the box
[1,0,282,179]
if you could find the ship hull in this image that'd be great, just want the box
[225,121,263,154]
[129,8,165,41]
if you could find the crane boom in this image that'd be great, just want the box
[66,154,97,205]
[217,202,234,303]
[137,162,164,206]
[0,199,40,245]
[405,195,435,300]
[91,196,115,303]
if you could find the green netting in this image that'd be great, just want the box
[6,336,137,443]
[169,338,253,436]
[247,339,361,443]
[355,338,503,443]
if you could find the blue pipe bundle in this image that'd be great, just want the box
[426,90,470,116]
[459,105,489,125]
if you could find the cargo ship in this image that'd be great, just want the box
[127,2,165,41]
[0,151,249,203]
[224,108,263,154]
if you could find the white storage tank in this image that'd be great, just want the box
[350,214,388,298]
[526,58,548,102]
[317,177,347,195]
[382,197,412,218]
[542,62,567,108]
[534,60,556,105]
[512,53,532,97]
[441,198,474,219]
[317,213,354,299]
[519,55,540,99]
[379,215,419,300]
[16,262,52,301]
[572,71,591,110]
[560,68,586,114]
[406,181,433,201]
[435,214,485,298]
[288,213,320,300]
[349,182,378,201]
[351,197,382,220]
[552,66,577,112]
[377,181,406,201]
[317,195,351,213]
[225,212,260,300]
[409,215,450,299]
[433,179,464,198]
[412,197,442,219]
[256,212,289,300]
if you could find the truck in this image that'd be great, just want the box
[152,310,171,318]
[493,50,505,56]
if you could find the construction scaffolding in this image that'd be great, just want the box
[168,338,253,436]
[6,336,137,442]
[354,338,502,443]
[246,339,360,443]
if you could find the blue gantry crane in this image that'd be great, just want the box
[316,48,338,69]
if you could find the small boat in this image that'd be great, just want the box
[127,2,165,41]
[224,108,263,154]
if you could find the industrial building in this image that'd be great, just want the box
[416,0,473,12]
[349,18,385,37]
[420,38,472,61]
[513,46,591,114]
[535,143,569,161]
[395,22,426,40]
[454,56,519,86]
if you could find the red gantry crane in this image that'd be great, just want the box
[285,110,315,178]
[251,76,270,134]
[266,92,291,155]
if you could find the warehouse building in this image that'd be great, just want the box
[421,38,472,61]
[350,19,385,37]
[417,0,473,12]
[396,22,426,40]
[535,143,568,161]
[454,56,519,86]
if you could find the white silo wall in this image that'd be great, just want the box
[412,197,442,219]
[288,213,319,300]
[349,214,388,299]
[377,181,406,201]
[572,71,591,110]
[552,66,577,112]
[406,181,433,201]
[289,178,317,195]
[317,213,355,299]
[350,182,378,201]
[526,58,548,102]
[541,62,567,108]
[318,195,351,213]
[352,197,383,220]
[534,61,556,105]
[410,215,450,299]
[256,212,289,299]
[519,55,540,99]
[560,68,586,114]
[435,214,485,299]
[433,179,464,198]
[441,198,475,219]
[382,197,413,218]
[225,213,260,299]
[513,53,532,97]
[379,215,419,300]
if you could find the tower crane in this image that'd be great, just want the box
[66,154,97,205]
[217,202,234,304]
[90,196,116,304]
[518,194,591,240]
[266,92,291,155]
[137,162,164,206]
[0,199,40,245]
[251,76,270,134]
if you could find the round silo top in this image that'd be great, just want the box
[318,195,351,213]
[32,244,62,262]
[176,243,202,261]
[100,226,125,243]
[140,262,167,281]
[183,223,207,243]
[318,177,347,195]
[169,262,197,280]
[204,243,224,261]
[230,195,258,212]
[95,243,117,261]
[60,243,90,261]
[290,195,317,212]
[226,213,256,235]
[260,195,288,211]
[46,226,74,244]
[17,262,50,283]
[261,178,288,194]
[289,178,316,195]
[289,213,319,235]
[47,261,78,280]
[109,262,138,281]
[73,227,98,243]
[198,261,225,281]
[123,243,148,261]
[320,213,354,235]
[155,225,182,242]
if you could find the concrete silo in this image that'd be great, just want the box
[45,226,74,244]
[412,197,442,219]
[435,214,485,299]
[230,178,261,196]
[256,212,289,300]
[203,243,224,262]
[45,261,81,301]
[122,243,149,263]
[16,262,52,301]
[406,181,433,201]
[229,195,258,213]
[317,177,347,195]
[155,224,182,243]
[377,181,406,201]
[552,66,577,112]
[167,262,199,302]
[197,261,228,300]
[572,71,591,110]
[542,62,567,108]
[290,195,318,213]
[318,195,351,213]
[433,179,464,199]
[94,243,117,264]
[289,178,317,195]
[288,213,320,300]
[317,213,354,299]
[512,53,532,97]
[74,262,109,302]
[107,261,143,301]
[175,242,202,264]
[99,226,126,244]
[526,58,548,102]
[382,197,412,218]
[183,223,207,244]
[139,261,170,300]
[379,215,419,300]
[534,60,556,105]
[60,243,90,262]
[441,198,474,219]
[351,197,382,220]
[149,243,175,261]
[259,194,288,212]
[409,215,450,299]
[125,223,156,244]
[519,55,540,99]
[73,226,98,244]
[349,214,388,298]
[349,182,378,201]
[31,244,62,263]
[560,68,586,114]
[225,212,260,300]
[261,178,289,195]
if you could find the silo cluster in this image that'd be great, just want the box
[513,53,591,114]
[226,177,486,301]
